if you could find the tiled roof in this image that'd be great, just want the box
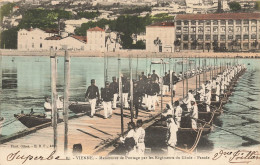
[45,36,62,40]
[87,26,105,32]
[71,35,87,43]
[147,22,175,27]
[175,13,260,20]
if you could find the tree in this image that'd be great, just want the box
[228,2,241,12]
[120,34,133,49]
[0,3,15,22]
[256,1,260,11]
[132,40,145,49]
[0,27,18,49]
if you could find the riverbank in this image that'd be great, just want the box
[1,49,260,58]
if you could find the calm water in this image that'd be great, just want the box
[0,55,259,150]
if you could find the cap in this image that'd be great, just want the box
[112,76,116,80]
[91,79,95,83]
[153,70,155,72]
[105,81,109,85]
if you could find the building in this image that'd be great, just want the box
[86,26,106,51]
[17,28,86,51]
[175,13,260,51]
[146,22,175,52]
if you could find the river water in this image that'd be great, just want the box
[0,56,259,151]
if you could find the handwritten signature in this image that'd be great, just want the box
[6,150,67,164]
[212,150,260,163]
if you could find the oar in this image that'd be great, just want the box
[222,107,259,123]
[194,118,260,145]
[233,93,256,101]
[229,100,260,110]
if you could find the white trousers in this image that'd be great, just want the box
[216,95,219,102]
[112,93,118,109]
[103,101,112,118]
[143,94,148,107]
[147,95,156,110]
[136,143,145,156]
[191,119,197,129]
[206,104,210,112]
[123,93,129,108]
[163,85,169,96]
[89,99,96,116]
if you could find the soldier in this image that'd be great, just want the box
[163,72,170,96]
[172,72,178,97]
[204,88,211,112]
[101,81,113,119]
[173,101,182,128]
[197,84,205,101]
[151,70,159,82]
[135,120,145,156]
[215,82,220,102]
[166,115,178,155]
[85,79,100,118]
[140,71,147,81]
[109,77,119,109]
[122,78,130,109]
[147,79,160,111]
[190,101,198,129]
[183,90,196,112]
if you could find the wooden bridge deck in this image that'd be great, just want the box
[0,70,216,156]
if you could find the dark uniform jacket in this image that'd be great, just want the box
[137,79,146,95]
[151,73,159,82]
[163,74,170,85]
[85,85,99,99]
[101,88,113,102]
[172,73,179,85]
[123,81,130,93]
[133,86,142,104]
[148,83,160,96]
[109,81,119,94]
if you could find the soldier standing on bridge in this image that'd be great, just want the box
[85,79,100,118]
[109,77,119,110]
[101,81,113,119]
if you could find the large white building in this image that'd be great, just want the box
[146,22,175,52]
[17,28,86,51]
[86,26,106,51]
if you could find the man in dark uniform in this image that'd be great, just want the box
[140,72,147,81]
[137,76,146,108]
[172,72,178,97]
[147,79,160,111]
[133,81,142,119]
[85,79,99,118]
[109,77,119,109]
[101,81,113,119]
[163,72,170,96]
[151,70,159,82]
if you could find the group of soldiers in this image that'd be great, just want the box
[85,69,182,119]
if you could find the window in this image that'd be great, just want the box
[221,20,226,25]
[40,43,42,48]
[206,21,211,25]
[191,20,196,25]
[243,35,249,40]
[236,20,241,25]
[191,34,196,41]
[251,26,256,32]
[236,35,241,40]
[183,27,188,32]
[228,35,233,40]
[243,26,249,32]
[176,35,181,39]
[251,34,256,39]
[183,43,188,50]
[243,43,249,49]
[198,20,203,25]
[213,35,218,40]
[220,35,226,41]
[213,27,218,33]
[228,20,233,25]
[176,27,181,32]
[243,20,249,25]
[206,35,211,41]
[228,27,233,33]
[32,43,34,48]
[177,21,181,25]
[198,26,203,33]
[184,21,189,25]
[183,35,188,41]
[251,20,257,25]
[236,26,241,32]
[221,26,226,32]
[190,27,196,33]
[213,20,218,25]
[198,35,203,40]
[205,27,210,32]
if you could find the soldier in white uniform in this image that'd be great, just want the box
[190,101,198,129]
[85,79,100,118]
[215,82,220,101]
[183,90,196,112]
[197,84,205,101]
[135,120,145,156]
[173,101,183,128]
[166,115,178,155]
[204,89,211,112]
